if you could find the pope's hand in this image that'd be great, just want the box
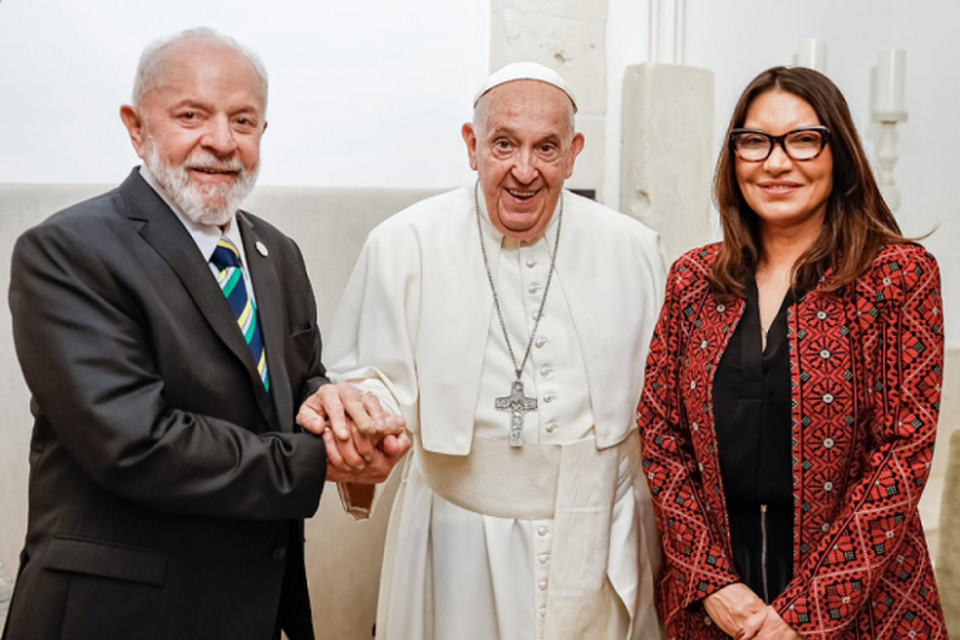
[325,430,412,484]
[297,383,407,473]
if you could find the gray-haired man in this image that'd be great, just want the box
[3,28,406,640]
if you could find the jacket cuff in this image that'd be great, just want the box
[677,544,741,610]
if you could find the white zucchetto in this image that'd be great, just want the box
[473,61,578,113]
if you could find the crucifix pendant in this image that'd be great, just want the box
[495,379,538,447]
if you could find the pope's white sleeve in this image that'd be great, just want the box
[323,222,422,518]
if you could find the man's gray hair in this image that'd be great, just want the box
[132,27,268,110]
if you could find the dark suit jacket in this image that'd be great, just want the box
[3,169,329,640]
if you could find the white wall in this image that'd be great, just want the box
[605,0,960,345]
[0,0,489,188]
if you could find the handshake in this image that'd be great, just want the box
[296,383,411,484]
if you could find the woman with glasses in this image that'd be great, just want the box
[638,66,947,639]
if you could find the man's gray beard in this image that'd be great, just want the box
[144,141,258,227]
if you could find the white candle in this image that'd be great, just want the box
[875,49,906,115]
[795,39,828,73]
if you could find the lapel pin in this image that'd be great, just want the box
[255,241,269,257]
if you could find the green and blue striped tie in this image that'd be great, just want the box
[211,237,269,390]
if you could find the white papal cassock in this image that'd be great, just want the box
[325,186,666,640]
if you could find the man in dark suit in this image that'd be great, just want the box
[2,28,408,640]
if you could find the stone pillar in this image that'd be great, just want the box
[490,0,608,200]
[620,63,714,261]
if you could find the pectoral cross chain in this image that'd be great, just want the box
[495,380,538,447]
[475,181,563,448]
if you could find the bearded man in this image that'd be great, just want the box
[2,28,407,640]
[321,63,666,640]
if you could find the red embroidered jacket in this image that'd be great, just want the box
[637,243,946,639]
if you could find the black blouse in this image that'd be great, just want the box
[713,281,796,602]
[714,281,794,503]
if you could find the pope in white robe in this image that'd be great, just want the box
[324,63,666,640]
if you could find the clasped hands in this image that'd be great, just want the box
[297,383,410,484]
[704,583,806,640]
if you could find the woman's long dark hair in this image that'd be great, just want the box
[709,66,909,301]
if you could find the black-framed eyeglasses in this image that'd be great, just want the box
[730,126,830,162]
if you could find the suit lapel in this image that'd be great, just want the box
[120,170,277,429]
[238,212,291,433]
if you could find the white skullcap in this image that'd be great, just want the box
[473,61,578,113]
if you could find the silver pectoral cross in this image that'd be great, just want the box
[495,379,538,447]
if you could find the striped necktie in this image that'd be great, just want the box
[210,237,270,390]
